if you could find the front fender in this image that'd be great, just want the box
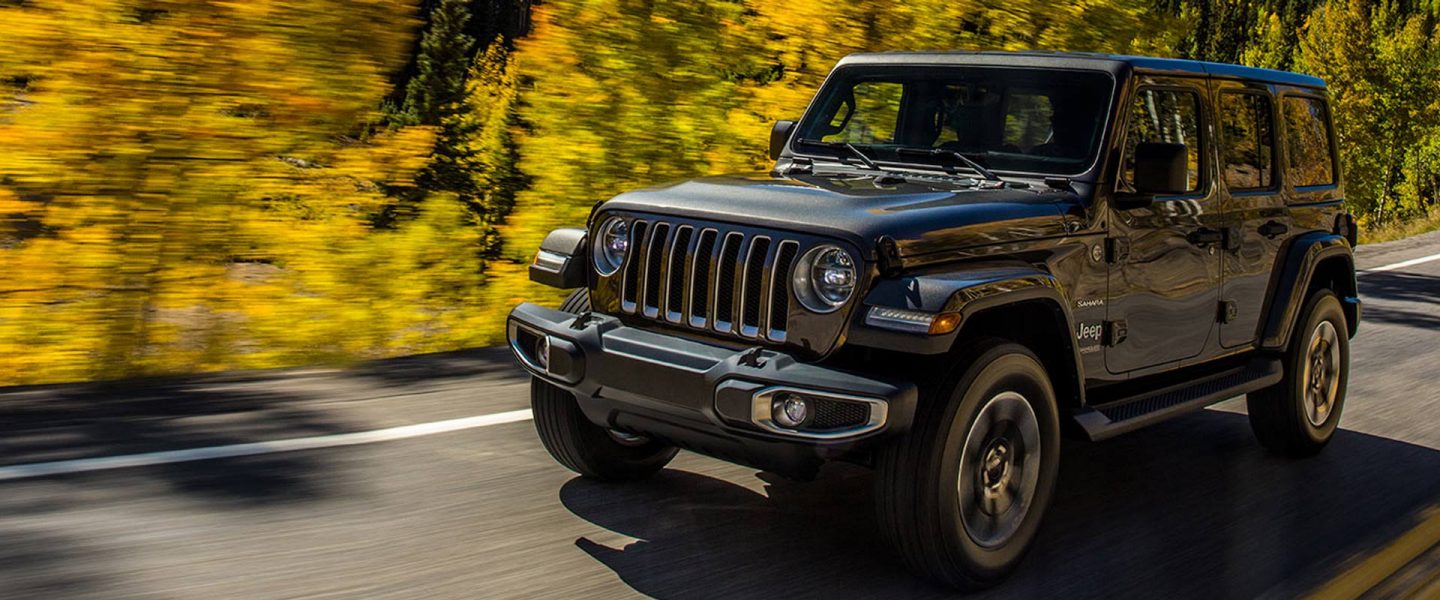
[849,264,1073,355]
[1259,232,1357,350]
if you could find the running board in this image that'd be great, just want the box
[1072,359,1283,441]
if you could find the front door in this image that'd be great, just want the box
[1106,78,1223,374]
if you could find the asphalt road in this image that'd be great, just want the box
[1,232,1438,600]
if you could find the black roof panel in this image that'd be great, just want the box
[837,50,1326,89]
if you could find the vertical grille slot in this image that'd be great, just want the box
[641,223,670,318]
[689,229,718,328]
[767,240,799,341]
[665,226,693,322]
[739,236,772,337]
[620,220,649,313]
[713,232,743,332]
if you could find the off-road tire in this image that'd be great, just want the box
[1247,289,1349,457]
[875,338,1062,589]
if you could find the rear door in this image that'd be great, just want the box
[1214,80,1285,347]
[1106,77,1223,374]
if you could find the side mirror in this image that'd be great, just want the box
[1132,142,1189,194]
[528,228,588,289]
[770,120,797,160]
[1116,142,1189,210]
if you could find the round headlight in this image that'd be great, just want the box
[793,244,856,313]
[593,217,629,276]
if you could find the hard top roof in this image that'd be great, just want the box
[836,50,1326,89]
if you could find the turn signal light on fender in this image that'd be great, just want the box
[929,312,962,335]
[866,306,962,335]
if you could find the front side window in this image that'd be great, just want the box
[1282,96,1335,187]
[1220,92,1275,190]
[1123,88,1202,193]
[795,67,1114,176]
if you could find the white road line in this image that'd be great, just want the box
[0,409,533,482]
[1362,251,1440,274]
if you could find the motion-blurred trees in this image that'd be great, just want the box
[0,0,491,383]
[6,0,1440,385]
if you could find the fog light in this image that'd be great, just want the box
[535,335,551,371]
[773,393,809,428]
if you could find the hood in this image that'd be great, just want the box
[598,172,1083,259]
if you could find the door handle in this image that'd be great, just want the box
[1187,227,1224,246]
[1259,220,1289,239]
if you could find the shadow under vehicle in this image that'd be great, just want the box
[507,51,1362,589]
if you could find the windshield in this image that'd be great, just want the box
[793,66,1115,177]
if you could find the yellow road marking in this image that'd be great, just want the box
[1308,505,1440,600]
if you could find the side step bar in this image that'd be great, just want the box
[1072,358,1283,441]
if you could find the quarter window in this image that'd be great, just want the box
[1124,89,1202,193]
[1282,96,1335,187]
[1220,92,1275,190]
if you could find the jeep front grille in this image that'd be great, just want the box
[619,219,799,343]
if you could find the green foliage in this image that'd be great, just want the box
[1296,0,1440,224]
[402,0,477,126]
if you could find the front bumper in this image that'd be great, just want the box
[506,302,918,476]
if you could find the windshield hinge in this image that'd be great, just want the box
[1105,237,1130,264]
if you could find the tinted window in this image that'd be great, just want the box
[1220,92,1275,190]
[1282,96,1335,187]
[822,81,903,144]
[795,67,1114,176]
[1003,91,1054,149]
[1124,88,1202,193]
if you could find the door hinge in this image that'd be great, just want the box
[1105,237,1130,264]
[1103,320,1128,347]
[1218,300,1238,324]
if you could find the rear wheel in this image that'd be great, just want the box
[1247,289,1349,457]
[875,339,1061,589]
[530,289,677,481]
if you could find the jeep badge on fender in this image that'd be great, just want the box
[508,51,1359,590]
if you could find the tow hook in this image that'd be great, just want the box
[738,347,768,369]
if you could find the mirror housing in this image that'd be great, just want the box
[528,228,588,289]
[770,120,796,160]
[1132,142,1189,195]
[1116,142,1189,210]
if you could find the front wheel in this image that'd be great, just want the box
[530,288,677,481]
[1247,289,1350,457]
[530,377,677,481]
[874,339,1061,589]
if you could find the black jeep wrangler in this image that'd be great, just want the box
[507,51,1360,588]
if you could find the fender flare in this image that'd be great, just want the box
[849,263,1085,401]
[1259,231,1358,350]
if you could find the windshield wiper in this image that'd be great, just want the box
[895,147,1001,182]
[795,138,884,171]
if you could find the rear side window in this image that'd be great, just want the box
[1220,92,1275,190]
[1124,88,1202,193]
[1282,96,1335,187]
